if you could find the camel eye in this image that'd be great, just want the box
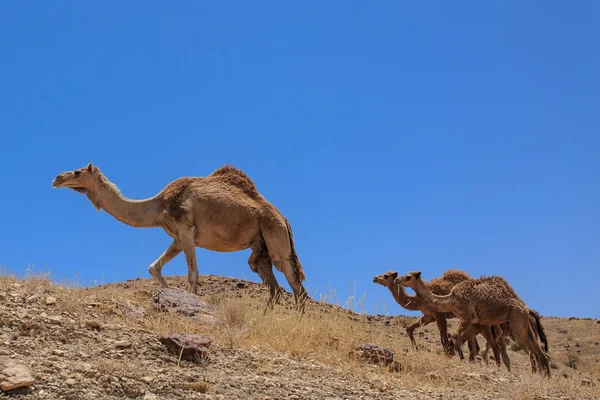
[74,171,81,176]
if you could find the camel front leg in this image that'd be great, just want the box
[179,226,199,294]
[148,240,182,288]
[406,315,436,350]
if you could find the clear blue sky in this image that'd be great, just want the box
[1,2,598,318]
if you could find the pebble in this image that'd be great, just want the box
[114,340,132,348]
[65,378,76,386]
[45,296,57,305]
[47,315,63,324]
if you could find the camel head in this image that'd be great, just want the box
[52,163,101,191]
[372,271,398,287]
[394,271,422,289]
[52,163,105,210]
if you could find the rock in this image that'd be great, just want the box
[0,356,35,391]
[85,320,103,331]
[144,392,158,400]
[140,376,154,383]
[353,343,400,371]
[47,315,62,324]
[153,288,217,323]
[65,378,76,386]
[51,349,65,356]
[582,379,595,387]
[45,296,57,305]
[114,340,132,349]
[118,301,146,319]
[158,333,211,362]
[0,350,10,356]
[464,373,490,381]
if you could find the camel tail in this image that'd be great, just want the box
[529,308,549,352]
[284,217,306,283]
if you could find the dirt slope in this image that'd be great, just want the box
[0,272,598,400]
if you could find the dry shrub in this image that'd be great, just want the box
[180,381,210,393]
[217,298,248,348]
[565,353,579,370]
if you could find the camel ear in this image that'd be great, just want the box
[390,272,398,279]
[413,271,422,280]
[86,163,93,172]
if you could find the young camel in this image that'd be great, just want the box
[52,163,308,310]
[373,271,458,354]
[374,269,512,362]
[395,272,551,376]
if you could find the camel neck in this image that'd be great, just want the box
[388,284,421,311]
[88,179,161,228]
[411,279,455,314]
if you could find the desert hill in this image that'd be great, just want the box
[0,271,598,400]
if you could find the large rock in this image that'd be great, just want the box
[153,288,216,324]
[158,333,211,363]
[354,343,401,372]
[0,357,35,391]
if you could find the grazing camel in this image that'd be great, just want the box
[395,272,551,376]
[52,163,308,310]
[373,269,481,355]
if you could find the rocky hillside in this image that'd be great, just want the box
[0,272,598,400]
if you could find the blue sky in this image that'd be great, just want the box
[1,2,598,318]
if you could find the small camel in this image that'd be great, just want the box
[373,270,468,354]
[52,163,308,310]
[373,269,510,362]
[395,271,551,376]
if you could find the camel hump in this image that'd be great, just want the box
[208,164,261,199]
[441,269,471,284]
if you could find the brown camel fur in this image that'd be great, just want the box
[52,163,308,310]
[394,272,551,376]
[373,269,481,355]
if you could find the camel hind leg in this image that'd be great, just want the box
[260,212,308,312]
[248,240,282,308]
[509,308,551,377]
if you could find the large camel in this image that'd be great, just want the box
[395,271,550,376]
[52,163,308,310]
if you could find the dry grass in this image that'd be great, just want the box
[1,267,599,399]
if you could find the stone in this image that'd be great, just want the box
[45,297,57,305]
[47,315,62,324]
[65,378,76,386]
[141,376,154,383]
[153,288,217,323]
[0,356,35,391]
[352,343,402,372]
[118,301,146,319]
[158,333,211,362]
[51,349,65,356]
[114,340,132,349]
[464,373,489,381]
[144,392,158,400]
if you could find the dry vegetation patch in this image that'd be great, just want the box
[0,268,599,399]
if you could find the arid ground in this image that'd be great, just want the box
[0,270,598,399]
